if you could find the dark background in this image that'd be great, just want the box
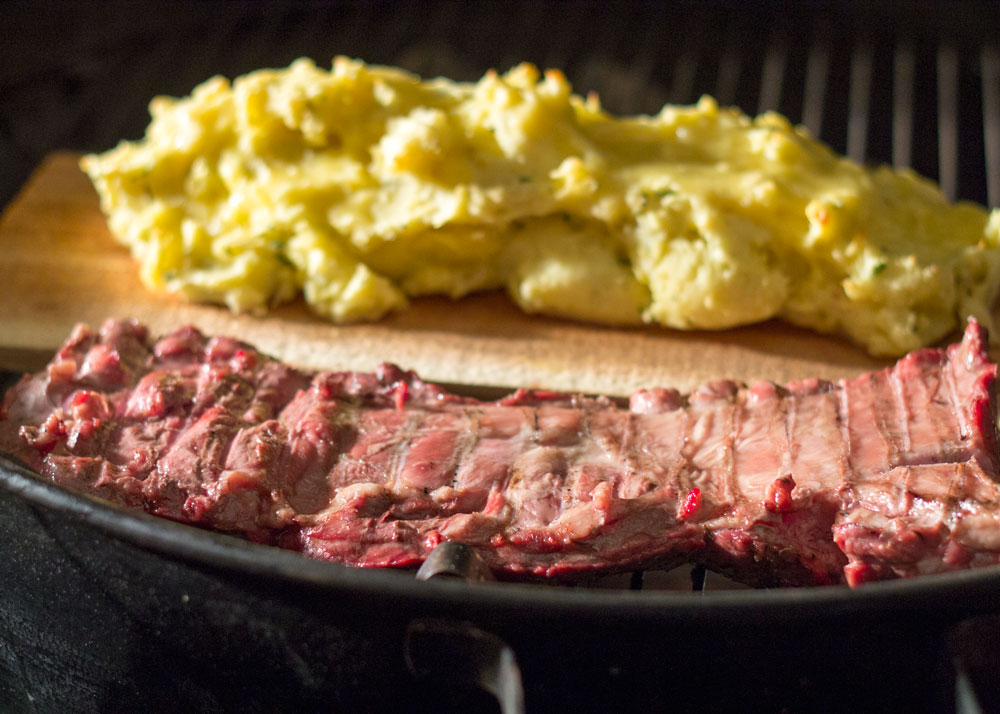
[3,0,1000,212]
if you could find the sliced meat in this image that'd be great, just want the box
[1,318,998,587]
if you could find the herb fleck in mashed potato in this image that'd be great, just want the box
[82,57,1000,355]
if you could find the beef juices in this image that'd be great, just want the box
[1,318,998,587]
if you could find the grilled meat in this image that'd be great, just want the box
[1,319,998,587]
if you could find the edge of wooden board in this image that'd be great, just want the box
[0,152,946,395]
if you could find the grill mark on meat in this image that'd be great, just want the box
[451,405,529,499]
[889,366,913,459]
[615,411,646,499]
[787,388,846,499]
[896,354,953,466]
[836,381,855,495]
[676,407,698,498]
[682,397,737,520]
[451,408,482,480]
[396,411,459,493]
[944,348,969,448]
[841,372,891,481]
[870,372,903,470]
[732,384,785,508]
[377,409,423,494]
[508,444,568,530]
[531,407,591,534]
[780,385,797,484]
[4,318,1000,587]
[579,408,628,500]
[331,406,398,488]
[723,399,739,515]
[628,410,685,503]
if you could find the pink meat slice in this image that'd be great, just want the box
[1,318,998,587]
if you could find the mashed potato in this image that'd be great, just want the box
[82,57,1000,355]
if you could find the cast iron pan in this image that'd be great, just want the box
[3,375,1000,713]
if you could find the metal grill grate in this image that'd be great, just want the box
[983,45,1000,206]
[4,1,1000,210]
[414,539,755,593]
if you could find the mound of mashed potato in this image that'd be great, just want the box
[82,57,1000,355]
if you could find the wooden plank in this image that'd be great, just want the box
[0,152,899,394]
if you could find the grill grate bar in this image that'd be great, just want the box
[847,36,874,162]
[757,28,787,114]
[577,7,628,110]
[620,9,669,115]
[668,47,699,105]
[801,24,830,138]
[892,38,915,169]
[713,27,741,107]
[983,44,1000,208]
[938,44,960,201]
[691,564,707,593]
[667,11,704,105]
[715,53,740,108]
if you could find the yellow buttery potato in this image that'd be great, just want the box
[82,57,1000,355]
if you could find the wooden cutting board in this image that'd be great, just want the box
[0,152,906,394]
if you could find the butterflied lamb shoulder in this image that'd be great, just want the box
[1,319,998,587]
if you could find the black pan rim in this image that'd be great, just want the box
[5,450,1000,622]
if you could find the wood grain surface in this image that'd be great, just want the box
[0,152,911,394]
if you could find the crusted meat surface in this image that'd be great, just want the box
[1,319,999,587]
